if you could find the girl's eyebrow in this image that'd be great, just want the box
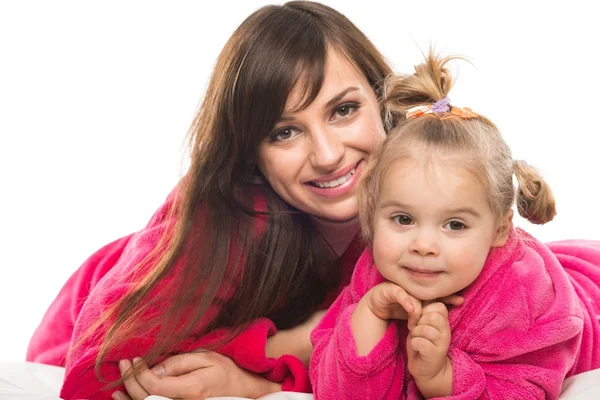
[447,207,481,218]
[378,202,481,218]
[379,200,411,210]
[278,86,359,122]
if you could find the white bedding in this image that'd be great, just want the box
[1,362,599,400]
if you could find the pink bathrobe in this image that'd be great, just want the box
[26,188,361,399]
[310,229,600,399]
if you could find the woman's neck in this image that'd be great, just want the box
[311,216,361,258]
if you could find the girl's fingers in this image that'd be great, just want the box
[407,296,423,330]
[393,288,417,318]
[406,306,419,331]
[391,287,421,329]
[119,359,150,400]
[422,302,449,319]
[437,294,464,306]
[411,323,443,345]
[409,335,435,355]
[391,287,415,313]
[417,311,449,333]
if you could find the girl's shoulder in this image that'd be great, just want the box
[347,247,387,300]
[492,228,583,323]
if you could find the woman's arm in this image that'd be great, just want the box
[62,306,309,400]
[26,234,133,367]
[265,309,326,365]
[60,192,313,399]
[115,309,327,400]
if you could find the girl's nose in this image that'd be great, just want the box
[409,229,439,257]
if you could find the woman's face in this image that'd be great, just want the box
[256,49,386,222]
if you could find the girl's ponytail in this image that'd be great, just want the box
[383,51,457,116]
[513,160,556,224]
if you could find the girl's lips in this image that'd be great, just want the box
[304,160,364,200]
[404,267,443,279]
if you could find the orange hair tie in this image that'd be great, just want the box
[449,106,478,119]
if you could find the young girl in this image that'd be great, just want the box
[309,52,600,399]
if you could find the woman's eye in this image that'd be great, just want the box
[270,127,299,142]
[444,220,466,231]
[393,214,413,226]
[331,102,359,120]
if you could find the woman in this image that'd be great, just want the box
[27,1,392,399]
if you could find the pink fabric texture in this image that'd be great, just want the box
[27,189,360,399]
[310,229,600,399]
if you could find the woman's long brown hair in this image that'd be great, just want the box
[90,1,392,382]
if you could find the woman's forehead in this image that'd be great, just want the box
[283,48,369,114]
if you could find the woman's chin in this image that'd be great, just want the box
[311,211,359,225]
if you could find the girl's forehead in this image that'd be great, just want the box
[388,155,479,186]
[380,157,490,211]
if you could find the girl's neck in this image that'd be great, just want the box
[311,216,361,258]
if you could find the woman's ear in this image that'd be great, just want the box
[492,209,514,247]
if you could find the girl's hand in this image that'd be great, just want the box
[364,283,463,329]
[115,351,281,400]
[406,302,452,397]
[364,282,423,329]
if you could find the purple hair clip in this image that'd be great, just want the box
[432,97,451,114]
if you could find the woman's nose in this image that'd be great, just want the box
[309,126,344,171]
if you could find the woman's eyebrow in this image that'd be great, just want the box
[325,87,359,108]
[278,87,360,122]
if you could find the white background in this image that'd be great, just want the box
[0,1,598,362]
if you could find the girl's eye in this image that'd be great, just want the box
[393,214,413,226]
[331,102,359,121]
[444,220,467,231]
[270,127,299,142]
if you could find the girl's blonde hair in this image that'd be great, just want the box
[358,51,556,241]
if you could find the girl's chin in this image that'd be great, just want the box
[404,288,444,302]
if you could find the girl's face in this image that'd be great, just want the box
[256,49,386,223]
[372,157,510,301]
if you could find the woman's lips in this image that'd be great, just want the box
[305,160,364,200]
[311,162,358,185]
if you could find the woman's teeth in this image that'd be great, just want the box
[314,168,356,188]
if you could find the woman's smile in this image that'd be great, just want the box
[305,160,364,199]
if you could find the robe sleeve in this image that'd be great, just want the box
[310,250,405,400]
[58,191,310,399]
